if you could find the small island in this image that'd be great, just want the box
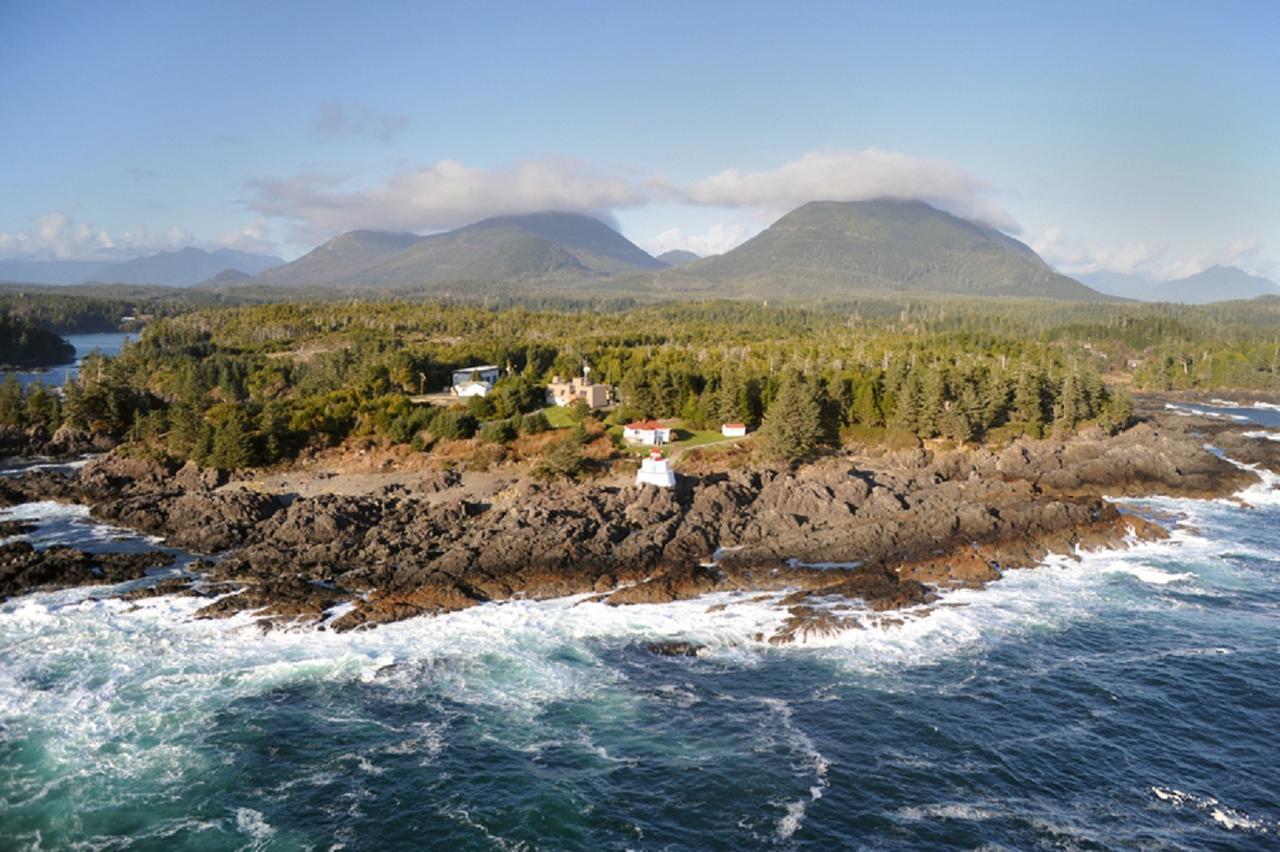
[0,313,74,369]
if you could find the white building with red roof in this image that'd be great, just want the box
[721,422,748,437]
[622,420,672,446]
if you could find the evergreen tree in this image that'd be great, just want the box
[1012,368,1046,427]
[0,377,24,427]
[760,371,824,463]
[891,370,923,433]
[209,410,254,470]
[848,377,883,426]
[917,365,947,439]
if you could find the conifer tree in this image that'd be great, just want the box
[760,371,824,463]
[209,409,254,470]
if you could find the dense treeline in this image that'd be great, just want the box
[0,313,74,367]
[0,286,243,333]
[0,300,1122,466]
[1,295,1275,468]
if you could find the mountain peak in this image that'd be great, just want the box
[660,198,1095,300]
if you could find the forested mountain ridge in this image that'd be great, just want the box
[648,200,1104,301]
[248,212,663,290]
[211,201,1106,302]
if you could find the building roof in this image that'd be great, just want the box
[625,420,665,431]
[723,422,746,429]
[453,364,499,373]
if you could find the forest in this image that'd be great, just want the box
[0,314,75,368]
[1,294,1278,470]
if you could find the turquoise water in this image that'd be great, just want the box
[4,332,133,388]
[2,433,1279,848]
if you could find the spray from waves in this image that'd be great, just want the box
[1151,787,1275,835]
[1243,430,1280,442]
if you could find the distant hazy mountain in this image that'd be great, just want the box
[199,268,255,288]
[0,259,107,285]
[89,247,283,286]
[1079,265,1280,304]
[250,212,663,290]
[1077,270,1156,300]
[1158,266,1280,304]
[256,230,425,287]
[656,249,701,267]
[654,200,1102,300]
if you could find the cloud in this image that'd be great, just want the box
[217,218,278,255]
[1032,226,1275,281]
[644,223,756,258]
[1030,226,1160,276]
[246,158,651,239]
[311,100,410,143]
[684,148,1020,233]
[0,211,196,261]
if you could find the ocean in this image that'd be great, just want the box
[2,405,1279,849]
[5,332,133,389]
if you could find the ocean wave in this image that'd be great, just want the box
[1151,786,1274,834]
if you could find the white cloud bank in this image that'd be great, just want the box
[644,223,757,258]
[0,211,194,260]
[247,158,650,241]
[1032,226,1274,281]
[685,148,1020,233]
[246,147,1020,249]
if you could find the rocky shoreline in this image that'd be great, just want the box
[3,406,1279,644]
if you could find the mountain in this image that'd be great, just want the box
[89,247,283,286]
[1079,265,1280,304]
[250,212,663,290]
[656,249,701,267]
[653,200,1102,301]
[199,268,255,288]
[255,230,425,287]
[1077,270,1156,300]
[1156,266,1280,304]
[0,259,108,285]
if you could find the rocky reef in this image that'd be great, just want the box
[2,410,1276,644]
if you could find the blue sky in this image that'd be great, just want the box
[1,0,1277,279]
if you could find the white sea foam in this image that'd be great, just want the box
[235,807,275,841]
[1163,403,1250,421]
[1151,786,1272,834]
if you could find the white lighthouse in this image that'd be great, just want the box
[635,447,676,488]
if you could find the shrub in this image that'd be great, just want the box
[480,418,517,444]
[428,410,478,440]
[519,410,552,435]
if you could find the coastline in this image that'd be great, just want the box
[4,398,1279,645]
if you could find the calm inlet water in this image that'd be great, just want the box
[5,332,133,388]
[2,412,1279,848]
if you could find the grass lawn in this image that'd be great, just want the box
[606,422,743,456]
[540,404,576,429]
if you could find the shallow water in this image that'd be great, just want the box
[2,420,1280,848]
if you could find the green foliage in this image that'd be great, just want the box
[0,313,74,367]
[532,434,585,480]
[428,410,478,441]
[519,410,552,435]
[18,293,1274,469]
[480,418,517,444]
[760,371,825,463]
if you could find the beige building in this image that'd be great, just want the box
[547,375,610,408]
